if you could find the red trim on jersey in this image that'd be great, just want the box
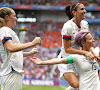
[63,35,71,40]
[63,35,71,38]
[2,37,12,44]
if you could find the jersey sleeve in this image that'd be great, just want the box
[65,55,79,64]
[86,21,89,30]
[0,30,12,44]
[71,54,80,63]
[61,23,72,40]
[82,20,89,30]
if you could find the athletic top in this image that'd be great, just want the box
[58,19,89,77]
[0,26,24,76]
[61,19,89,57]
[67,54,100,90]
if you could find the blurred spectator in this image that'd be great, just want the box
[0,0,96,6]
[95,31,100,47]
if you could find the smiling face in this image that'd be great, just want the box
[7,9,17,28]
[0,7,17,28]
[82,33,95,51]
[73,4,86,20]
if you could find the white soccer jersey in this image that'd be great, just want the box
[0,26,24,76]
[61,19,89,57]
[71,54,100,90]
[58,19,89,77]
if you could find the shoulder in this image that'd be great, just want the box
[63,19,72,29]
[81,20,88,25]
[81,20,89,30]
[0,27,13,37]
[0,26,11,32]
[62,20,73,34]
[71,54,82,60]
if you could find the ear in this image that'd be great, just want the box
[81,41,85,46]
[5,15,9,21]
[72,11,76,16]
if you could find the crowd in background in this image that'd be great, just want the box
[0,0,100,6]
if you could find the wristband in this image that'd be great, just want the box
[66,56,73,64]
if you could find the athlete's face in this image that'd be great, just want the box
[75,4,86,20]
[7,9,17,28]
[84,33,94,50]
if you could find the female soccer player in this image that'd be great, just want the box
[57,3,99,90]
[0,7,41,90]
[31,30,100,90]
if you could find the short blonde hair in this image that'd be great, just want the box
[0,7,12,18]
[0,7,12,27]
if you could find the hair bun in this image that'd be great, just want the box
[0,18,6,28]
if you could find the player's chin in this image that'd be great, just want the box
[14,21,17,25]
[12,23,16,27]
[82,16,85,20]
[81,15,85,19]
[91,44,94,47]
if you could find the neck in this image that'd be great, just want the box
[82,47,90,52]
[5,25,12,29]
[73,17,82,27]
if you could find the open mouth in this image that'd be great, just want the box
[81,14,85,18]
[82,13,85,16]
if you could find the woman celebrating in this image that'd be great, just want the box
[31,30,100,90]
[0,7,41,90]
[57,3,99,90]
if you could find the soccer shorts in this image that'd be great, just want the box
[1,71,22,90]
[57,52,78,77]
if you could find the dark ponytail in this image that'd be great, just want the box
[65,3,81,20]
[65,5,73,20]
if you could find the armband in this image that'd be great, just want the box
[66,56,73,64]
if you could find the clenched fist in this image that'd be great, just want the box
[30,48,38,55]
[32,37,41,46]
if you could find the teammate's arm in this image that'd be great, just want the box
[63,39,94,61]
[23,48,38,57]
[90,47,100,60]
[31,56,73,65]
[4,37,41,52]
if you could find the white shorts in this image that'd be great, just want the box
[1,71,22,90]
[57,52,78,77]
